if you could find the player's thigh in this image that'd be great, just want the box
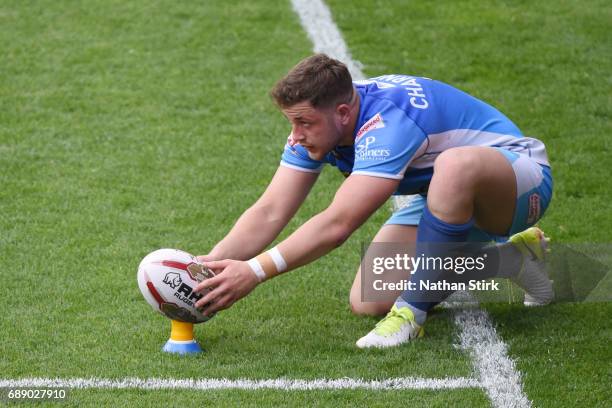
[432,146,517,235]
[350,223,417,316]
[471,146,554,237]
[470,147,518,235]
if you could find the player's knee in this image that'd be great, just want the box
[349,300,372,316]
[349,289,362,315]
[349,296,389,317]
[435,148,479,175]
[434,148,480,186]
[349,289,369,316]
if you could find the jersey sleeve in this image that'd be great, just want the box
[352,102,427,179]
[280,143,325,173]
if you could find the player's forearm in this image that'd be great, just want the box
[279,210,354,268]
[208,203,290,260]
[244,208,357,282]
[242,175,398,283]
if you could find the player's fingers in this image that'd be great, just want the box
[195,284,226,309]
[195,278,213,293]
[195,274,223,294]
[196,254,215,263]
[200,303,216,317]
[202,259,233,271]
[202,293,233,316]
[218,294,236,310]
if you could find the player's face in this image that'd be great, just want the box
[282,101,344,161]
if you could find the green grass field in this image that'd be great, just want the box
[1,0,610,406]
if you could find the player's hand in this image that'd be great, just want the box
[196,254,217,263]
[194,259,260,316]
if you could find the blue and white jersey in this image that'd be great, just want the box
[280,75,549,195]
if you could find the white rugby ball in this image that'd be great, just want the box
[137,248,216,323]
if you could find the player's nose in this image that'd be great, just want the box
[291,125,305,141]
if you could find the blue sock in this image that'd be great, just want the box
[394,206,475,324]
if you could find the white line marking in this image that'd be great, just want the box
[0,377,480,391]
[291,2,531,406]
[291,0,406,212]
[445,292,532,407]
[291,0,365,80]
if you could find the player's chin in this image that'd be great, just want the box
[307,148,326,161]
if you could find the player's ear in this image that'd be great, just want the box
[335,103,352,125]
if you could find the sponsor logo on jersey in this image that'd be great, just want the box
[356,113,385,141]
[527,193,541,224]
[355,135,391,160]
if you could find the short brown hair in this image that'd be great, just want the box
[271,54,354,109]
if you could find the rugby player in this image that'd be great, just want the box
[194,54,553,348]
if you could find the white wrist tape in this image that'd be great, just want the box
[247,258,266,282]
[267,246,287,273]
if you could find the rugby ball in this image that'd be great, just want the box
[137,248,216,323]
